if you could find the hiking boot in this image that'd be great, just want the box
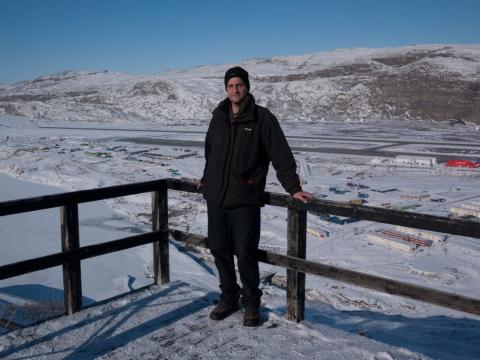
[243,307,261,327]
[210,300,239,320]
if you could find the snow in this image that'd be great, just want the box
[1,115,480,358]
[0,281,431,360]
[1,44,479,123]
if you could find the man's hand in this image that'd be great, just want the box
[292,191,313,204]
[196,180,204,189]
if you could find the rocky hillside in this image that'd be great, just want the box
[0,44,479,124]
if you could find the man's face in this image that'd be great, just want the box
[226,77,248,104]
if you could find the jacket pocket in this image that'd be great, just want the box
[240,177,256,188]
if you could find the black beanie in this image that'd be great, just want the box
[224,66,250,90]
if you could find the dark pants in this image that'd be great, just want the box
[207,204,262,308]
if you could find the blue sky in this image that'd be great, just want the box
[1,0,479,84]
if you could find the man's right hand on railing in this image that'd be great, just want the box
[196,180,204,189]
[292,191,313,204]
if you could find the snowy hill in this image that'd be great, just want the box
[1,44,479,124]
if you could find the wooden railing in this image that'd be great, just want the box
[0,178,479,328]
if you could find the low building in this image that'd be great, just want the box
[349,199,367,205]
[370,158,387,165]
[367,232,417,252]
[394,155,437,167]
[461,203,480,211]
[358,192,369,198]
[371,187,397,193]
[377,229,433,246]
[307,227,329,238]
[450,207,480,218]
[401,194,430,201]
[329,186,349,194]
[395,225,445,242]
[445,159,480,168]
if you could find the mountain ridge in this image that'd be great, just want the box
[1,44,479,124]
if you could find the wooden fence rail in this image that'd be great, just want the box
[1,178,479,327]
[168,229,480,316]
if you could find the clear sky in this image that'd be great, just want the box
[1,0,479,84]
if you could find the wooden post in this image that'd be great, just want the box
[152,180,169,285]
[286,206,307,322]
[61,203,82,314]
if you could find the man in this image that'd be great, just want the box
[198,66,312,327]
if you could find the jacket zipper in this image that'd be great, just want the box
[219,122,237,206]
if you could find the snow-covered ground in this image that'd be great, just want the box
[1,114,480,358]
[0,281,436,360]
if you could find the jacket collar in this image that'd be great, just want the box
[214,94,257,124]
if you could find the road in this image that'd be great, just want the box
[40,126,480,147]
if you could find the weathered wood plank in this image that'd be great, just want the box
[166,181,480,238]
[0,179,169,216]
[265,192,480,238]
[165,178,201,194]
[169,229,208,248]
[286,207,307,322]
[1,178,479,238]
[0,318,22,330]
[152,181,169,285]
[0,231,166,281]
[257,249,480,316]
[61,204,82,315]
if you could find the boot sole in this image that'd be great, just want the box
[243,318,261,327]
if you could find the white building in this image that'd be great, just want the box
[366,233,417,252]
[370,158,387,165]
[394,155,437,167]
[450,207,480,218]
[461,203,480,211]
[395,225,445,242]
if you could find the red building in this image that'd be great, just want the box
[445,160,480,168]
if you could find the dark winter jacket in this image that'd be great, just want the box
[201,95,302,208]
